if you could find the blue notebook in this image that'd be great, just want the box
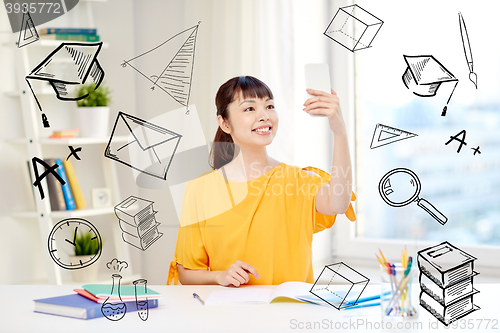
[34,293,158,320]
[55,158,76,210]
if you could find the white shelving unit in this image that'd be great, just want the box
[7,135,127,145]
[5,1,136,285]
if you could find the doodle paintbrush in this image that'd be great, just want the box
[459,12,477,88]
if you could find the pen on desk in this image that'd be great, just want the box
[344,301,381,310]
[343,290,391,310]
[193,293,205,305]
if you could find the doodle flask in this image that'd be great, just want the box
[101,274,127,321]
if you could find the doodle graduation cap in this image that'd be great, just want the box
[402,55,458,116]
[26,42,105,127]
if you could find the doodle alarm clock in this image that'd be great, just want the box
[48,218,102,270]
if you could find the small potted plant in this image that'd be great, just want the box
[76,82,111,138]
[68,229,102,282]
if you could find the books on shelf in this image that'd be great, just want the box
[55,159,76,210]
[36,157,86,211]
[39,28,99,42]
[40,34,100,42]
[34,293,158,320]
[418,241,480,326]
[44,158,67,211]
[49,128,79,139]
[39,28,97,35]
[63,159,87,209]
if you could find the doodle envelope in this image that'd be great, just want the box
[105,112,182,180]
[26,42,104,107]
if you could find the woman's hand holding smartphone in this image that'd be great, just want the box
[304,63,346,134]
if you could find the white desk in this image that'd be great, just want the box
[2,284,499,333]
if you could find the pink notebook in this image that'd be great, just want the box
[74,289,161,304]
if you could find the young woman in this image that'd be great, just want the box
[167,76,355,286]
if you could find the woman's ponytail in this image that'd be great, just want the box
[209,127,235,170]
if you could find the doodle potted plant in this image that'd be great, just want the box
[68,229,102,282]
[76,82,111,138]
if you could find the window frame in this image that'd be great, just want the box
[330,47,500,273]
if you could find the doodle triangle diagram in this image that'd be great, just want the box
[18,11,39,48]
[370,124,418,149]
[122,23,200,107]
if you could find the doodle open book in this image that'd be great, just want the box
[205,281,380,307]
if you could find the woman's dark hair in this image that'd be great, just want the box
[209,76,274,170]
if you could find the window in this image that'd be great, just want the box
[355,2,500,246]
[333,1,500,268]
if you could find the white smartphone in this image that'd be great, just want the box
[304,63,331,117]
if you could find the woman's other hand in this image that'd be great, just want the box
[215,260,260,287]
[303,88,346,135]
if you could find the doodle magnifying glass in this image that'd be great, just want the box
[378,168,448,225]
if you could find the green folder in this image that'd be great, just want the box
[82,284,160,298]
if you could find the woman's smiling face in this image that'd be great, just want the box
[219,91,279,148]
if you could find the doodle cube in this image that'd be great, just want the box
[310,262,370,309]
[324,4,383,52]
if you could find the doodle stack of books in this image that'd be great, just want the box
[114,196,162,251]
[417,241,480,326]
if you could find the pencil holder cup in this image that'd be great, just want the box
[380,264,418,320]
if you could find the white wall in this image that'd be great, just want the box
[131,0,347,283]
[0,0,347,284]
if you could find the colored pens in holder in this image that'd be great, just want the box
[380,263,418,320]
